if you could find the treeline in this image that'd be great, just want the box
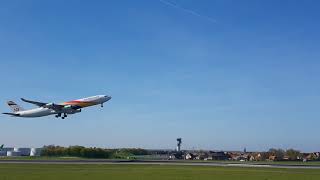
[41,145,149,159]
[257,148,317,161]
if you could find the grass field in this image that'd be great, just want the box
[0,164,320,180]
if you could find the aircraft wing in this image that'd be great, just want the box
[21,98,78,111]
[21,98,47,107]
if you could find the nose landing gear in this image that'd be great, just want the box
[101,103,104,107]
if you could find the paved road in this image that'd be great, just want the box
[0,159,320,169]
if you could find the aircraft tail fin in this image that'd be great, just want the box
[0,144,3,149]
[7,101,24,112]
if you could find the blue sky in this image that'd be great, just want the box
[1,0,320,152]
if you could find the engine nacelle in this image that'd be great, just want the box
[43,103,55,108]
[68,109,81,114]
[63,105,72,109]
[62,105,80,112]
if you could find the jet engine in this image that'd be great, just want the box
[60,105,81,114]
[43,103,56,108]
[67,109,81,114]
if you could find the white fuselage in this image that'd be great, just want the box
[14,95,111,118]
[18,107,55,117]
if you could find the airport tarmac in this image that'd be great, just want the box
[0,159,320,169]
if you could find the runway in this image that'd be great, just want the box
[1,159,320,169]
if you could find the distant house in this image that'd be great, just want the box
[304,153,319,161]
[268,155,277,161]
[174,151,184,159]
[185,153,196,160]
[168,155,176,160]
[228,153,241,161]
[195,153,209,160]
[209,151,229,160]
[282,156,290,161]
[228,152,249,161]
[253,153,262,161]
[248,154,256,161]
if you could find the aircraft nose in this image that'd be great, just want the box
[105,95,111,100]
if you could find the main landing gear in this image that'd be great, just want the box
[101,103,104,107]
[55,113,67,119]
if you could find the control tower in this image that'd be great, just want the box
[176,138,182,152]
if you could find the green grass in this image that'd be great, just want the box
[0,164,319,180]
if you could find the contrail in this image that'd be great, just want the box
[159,0,217,24]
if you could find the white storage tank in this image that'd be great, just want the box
[7,151,21,156]
[7,151,12,156]
[30,148,36,156]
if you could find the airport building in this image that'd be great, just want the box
[0,147,42,157]
[0,151,6,156]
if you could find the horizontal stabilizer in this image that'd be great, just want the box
[2,113,20,116]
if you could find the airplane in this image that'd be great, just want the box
[2,95,111,119]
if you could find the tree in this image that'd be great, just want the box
[268,148,285,161]
[67,146,85,157]
[41,145,144,159]
[286,149,301,161]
